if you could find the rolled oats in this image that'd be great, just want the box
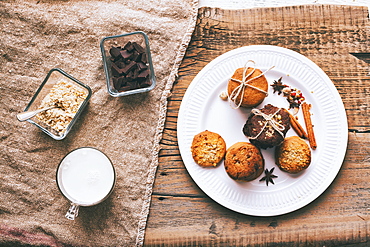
[36,80,88,133]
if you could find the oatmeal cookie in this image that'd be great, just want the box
[191,130,226,167]
[275,136,311,174]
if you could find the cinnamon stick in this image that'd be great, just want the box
[285,109,308,139]
[302,102,317,149]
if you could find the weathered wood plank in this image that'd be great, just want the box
[146,196,370,246]
[145,5,370,246]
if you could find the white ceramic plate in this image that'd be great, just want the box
[177,45,348,216]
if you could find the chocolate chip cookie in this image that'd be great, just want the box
[224,142,264,181]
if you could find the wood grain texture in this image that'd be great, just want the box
[144,5,370,246]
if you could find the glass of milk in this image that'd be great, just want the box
[56,147,116,220]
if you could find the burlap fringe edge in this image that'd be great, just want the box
[135,0,199,246]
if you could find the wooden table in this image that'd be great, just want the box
[144,5,370,246]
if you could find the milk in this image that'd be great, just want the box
[57,147,115,206]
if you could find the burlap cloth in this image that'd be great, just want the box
[0,0,197,246]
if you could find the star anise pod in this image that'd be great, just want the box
[259,167,278,186]
[271,77,287,95]
[288,100,301,109]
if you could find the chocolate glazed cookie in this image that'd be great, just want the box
[243,104,290,149]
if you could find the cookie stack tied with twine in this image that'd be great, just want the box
[226,60,274,109]
[243,104,290,149]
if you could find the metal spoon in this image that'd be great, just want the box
[17,106,59,122]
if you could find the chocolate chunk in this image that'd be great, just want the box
[119,85,131,92]
[140,78,152,88]
[127,80,138,90]
[132,42,145,53]
[123,41,134,52]
[113,77,121,90]
[133,68,140,79]
[121,60,137,74]
[126,70,135,79]
[116,61,126,69]
[113,76,131,90]
[137,62,148,71]
[111,63,122,76]
[131,50,140,62]
[120,50,133,60]
[141,53,147,64]
[109,47,121,59]
[138,69,149,78]
[119,76,129,86]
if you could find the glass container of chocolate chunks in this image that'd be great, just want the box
[100,31,156,97]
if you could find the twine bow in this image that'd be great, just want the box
[228,60,274,109]
[248,108,285,140]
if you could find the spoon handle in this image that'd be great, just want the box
[17,106,56,122]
